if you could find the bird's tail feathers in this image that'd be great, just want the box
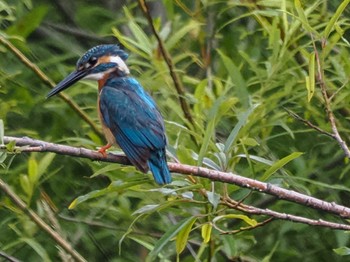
[148,149,171,185]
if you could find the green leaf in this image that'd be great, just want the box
[240,137,259,147]
[0,119,3,145]
[6,6,48,38]
[68,188,110,209]
[306,52,315,102]
[123,7,152,55]
[91,164,123,177]
[213,214,257,227]
[333,247,350,256]
[197,116,216,166]
[37,153,55,178]
[147,217,197,261]
[19,174,31,197]
[207,191,220,210]
[28,156,38,186]
[201,223,212,244]
[176,216,197,255]
[323,0,350,39]
[217,49,249,108]
[224,104,259,154]
[132,204,159,215]
[165,20,202,50]
[261,152,303,181]
[294,0,314,33]
[22,238,51,262]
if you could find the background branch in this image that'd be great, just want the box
[138,0,195,129]
[312,38,350,158]
[0,36,103,138]
[0,177,86,262]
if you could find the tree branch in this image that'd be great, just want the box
[2,136,350,223]
[283,107,335,138]
[223,198,350,230]
[0,35,103,138]
[0,178,87,262]
[311,38,350,158]
[138,0,195,129]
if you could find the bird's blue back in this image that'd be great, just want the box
[99,76,171,184]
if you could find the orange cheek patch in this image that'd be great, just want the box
[98,56,111,64]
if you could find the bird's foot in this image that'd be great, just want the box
[98,143,112,157]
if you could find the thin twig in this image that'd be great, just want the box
[223,198,350,230]
[0,36,103,138]
[0,251,21,262]
[0,178,87,262]
[283,107,335,138]
[212,217,275,234]
[311,37,350,158]
[2,136,350,221]
[138,0,195,129]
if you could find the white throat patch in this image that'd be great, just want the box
[110,56,130,75]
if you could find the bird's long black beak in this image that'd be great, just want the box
[46,70,88,98]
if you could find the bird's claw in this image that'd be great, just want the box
[98,143,112,157]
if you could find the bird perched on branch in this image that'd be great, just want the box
[47,45,171,185]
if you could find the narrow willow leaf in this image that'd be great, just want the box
[68,188,109,209]
[307,52,315,102]
[166,20,202,50]
[294,0,314,33]
[202,157,221,171]
[0,119,3,145]
[6,6,48,38]
[207,191,220,209]
[129,236,154,252]
[133,204,159,215]
[236,154,274,166]
[213,214,257,227]
[123,7,152,55]
[91,164,123,177]
[37,153,55,178]
[22,238,51,262]
[147,217,196,261]
[261,152,303,181]
[112,27,149,58]
[19,174,31,197]
[240,137,259,147]
[201,223,212,243]
[224,104,259,154]
[197,117,216,166]
[217,49,249,108]
[28,157,38,186]
[323,0,350,39]
[176,216,197,254]
[333,247,350,256]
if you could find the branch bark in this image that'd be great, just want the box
[0,35,103,138]
[138,0,195,128]
[0,177,87,262]
[2,136,350,222]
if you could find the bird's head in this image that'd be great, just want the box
[47,44,129,98]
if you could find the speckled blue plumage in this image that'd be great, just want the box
[78,45,129,66]
[48,44,171,184]
[99,76,171,184]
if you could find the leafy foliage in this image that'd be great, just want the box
[1,0,350,261]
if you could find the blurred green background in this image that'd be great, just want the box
[1,0,350,261]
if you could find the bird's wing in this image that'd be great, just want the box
[99,85,166,172]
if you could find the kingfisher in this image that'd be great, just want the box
[47,44,171,185]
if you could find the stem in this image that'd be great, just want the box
[0,178,87,262]
[0,36,103,138]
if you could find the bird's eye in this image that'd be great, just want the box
[85,56,98,68]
